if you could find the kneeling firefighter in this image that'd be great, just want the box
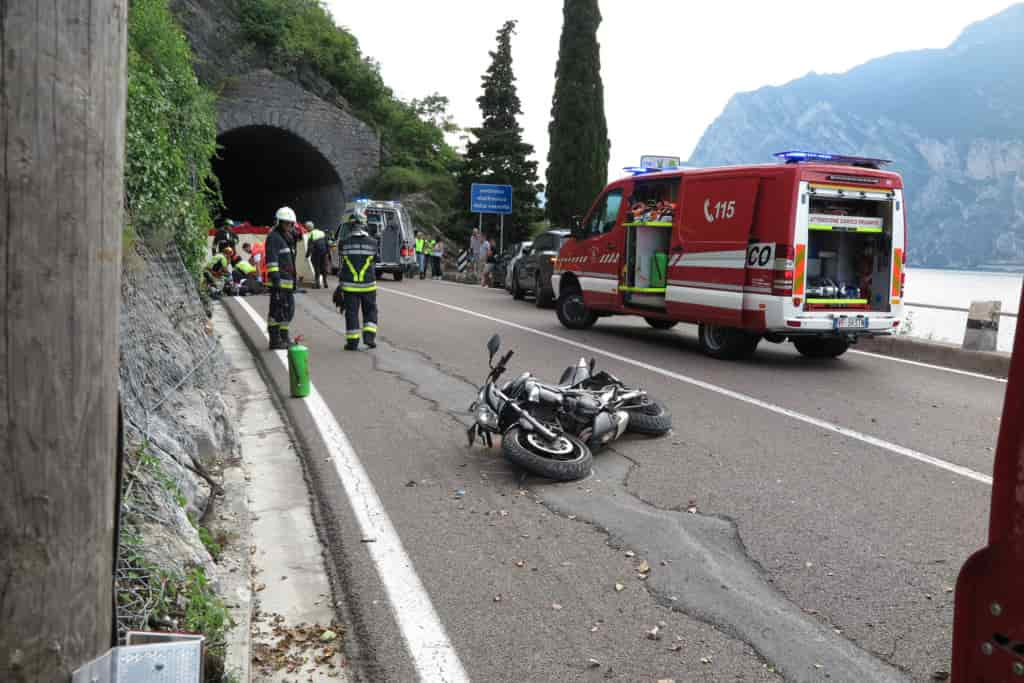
[266,207,299,350]
[338,211,379,350]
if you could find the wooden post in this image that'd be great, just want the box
[0,2,127,681]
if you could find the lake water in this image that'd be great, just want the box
[902,268,1022,352]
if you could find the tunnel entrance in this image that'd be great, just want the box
[213,125,345,229]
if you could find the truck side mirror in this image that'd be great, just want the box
[571,215,584,240]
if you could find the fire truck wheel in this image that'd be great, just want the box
[698,323,761,360]
[793,337,850,359]
[557,290,598,330]
[645,317,678,330]
[502,427,593,481]
[626,400,672,436]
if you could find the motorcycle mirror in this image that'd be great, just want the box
[487,334,501,359]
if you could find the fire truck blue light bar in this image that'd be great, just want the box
[774,150,892,166]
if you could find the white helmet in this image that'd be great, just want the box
[275,206,297,223]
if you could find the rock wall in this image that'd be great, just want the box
[119,246,237,575]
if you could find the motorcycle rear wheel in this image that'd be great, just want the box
[502,427,592,481]
[626,400,672,436]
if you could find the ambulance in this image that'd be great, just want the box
[551,151,907,359]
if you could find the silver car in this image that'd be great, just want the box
[505,241,533,292]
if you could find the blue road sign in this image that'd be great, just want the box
[470,183,513,215]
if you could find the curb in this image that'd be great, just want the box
[857,335,1010,378]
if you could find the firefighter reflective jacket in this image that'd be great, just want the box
[207,252,229,276]
[233,258,257,276]
[340,231,378,293]
[265,228,296,290]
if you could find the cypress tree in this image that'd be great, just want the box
[458,20,542,244]
[546,0,609,229]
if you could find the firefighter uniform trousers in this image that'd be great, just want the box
[265,228,297,346]
[269,286,295,336]
[344,289,378,347]
[340,232,379,348]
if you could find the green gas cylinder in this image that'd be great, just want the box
[288,339,311,398]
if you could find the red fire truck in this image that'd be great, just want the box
[552,151,907,360]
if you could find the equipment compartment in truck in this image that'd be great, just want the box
[622,179,676,309]
[805,194,893,313]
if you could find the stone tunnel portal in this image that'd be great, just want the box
[213,125,346,230]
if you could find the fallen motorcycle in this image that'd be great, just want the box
[467,334,671,481]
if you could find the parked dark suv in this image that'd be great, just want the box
[512,229,569,308]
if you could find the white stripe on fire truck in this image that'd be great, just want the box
[676,251,747,269]
[666,280,743,292]
[665,285,742,310]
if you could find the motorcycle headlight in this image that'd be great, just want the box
[476,403,499,428]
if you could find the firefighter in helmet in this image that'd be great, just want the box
[266,207,299,350]
[338,210,379,350]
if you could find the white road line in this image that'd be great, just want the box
[381,288,993,486]
[848,349,1007,383]
[428,278,1011,385]
[236,299,469,683]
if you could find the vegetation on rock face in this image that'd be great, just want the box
[126,0,221,275]
[457,20,543,243]
[236,0,460,224]
[546,0,609,230]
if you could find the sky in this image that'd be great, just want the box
[327,1,1019,183]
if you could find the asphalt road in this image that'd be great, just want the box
[224,278,1001,682]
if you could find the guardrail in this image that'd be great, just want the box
[905,302,1018,318]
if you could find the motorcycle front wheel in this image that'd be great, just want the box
[502,427,592,481]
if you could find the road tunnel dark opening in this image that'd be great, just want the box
[213,125,345,229]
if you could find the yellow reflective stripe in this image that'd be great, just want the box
[343,255,375,282]
[346,332,361,340]
[806,299,869,305]
[343,256,358,280]
[363,324,377,332]
[358,256,374,281]
[618,286,667,293]
[342,284,377,293]
[267,266,280,273]
[278,281,294,289]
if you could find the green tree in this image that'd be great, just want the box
[458,20,542,244]
[126,0,220,275]
[546,0,609,229]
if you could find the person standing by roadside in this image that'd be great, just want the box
[476,231,491,284]
[482,238,497,287]
[266,207,299,350]
[469,228,482,279]
[431,237,445,280]
[414,230,427,279]
[424,236,436,280]
[339,211,379,350]
[306,222,330,289]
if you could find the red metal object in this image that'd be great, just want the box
[951,283,1024,681]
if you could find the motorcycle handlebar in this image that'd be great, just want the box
[490,350,515,382]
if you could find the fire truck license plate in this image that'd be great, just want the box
[835,317,868,330]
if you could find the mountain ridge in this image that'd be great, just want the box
[689,4,1024,268]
